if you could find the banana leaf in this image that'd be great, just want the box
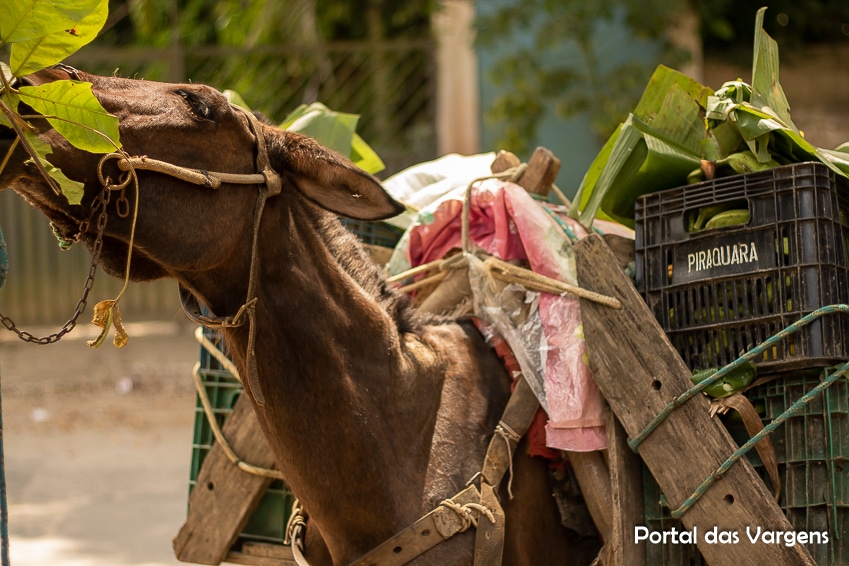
[573,8,849,229]
[222,94,386,175]
[571,66,711,228]
[279,102,385,175]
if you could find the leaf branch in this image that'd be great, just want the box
[0,88,62,195]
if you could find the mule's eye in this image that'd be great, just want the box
[176,89,214,121]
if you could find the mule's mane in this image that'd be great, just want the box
[302,201,423,335]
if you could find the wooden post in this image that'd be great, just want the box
[574,234,814,566]
[490,150,521,174]
[605,404,646,566]
[173,395,277,564]
[520,147,560,197]
[490,148,561,198]
[564,450,612,543]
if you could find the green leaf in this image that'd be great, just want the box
[223,89,251,111]
[350,133,385,175]
[818,148,849,175]
[18,80,120,153]
[572,66,710,228]
[0,62,12,85]
[570,122,622,222]
[10,0,108,75]
[0,0,102,44]
[24,132,84,204]
[0,93,21,129]
[280,102,359,157]
[750,8,796,131]
[0,63,16,129]
[279,102,384,173]
[577,115,701,228]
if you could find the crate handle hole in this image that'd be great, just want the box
[723,493,735,505]
[207,481,215,491]
[685,199,749,233]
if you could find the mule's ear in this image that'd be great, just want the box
[273,131,404,221]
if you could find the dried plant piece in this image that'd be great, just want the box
[86,299,128,348]
[87,299,114,348]
[111,303,128,348]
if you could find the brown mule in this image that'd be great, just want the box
[0,66,600,565]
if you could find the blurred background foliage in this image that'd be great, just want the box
[3,0,849,325]
[71,0,849,169]
[477,0,849,154]
[699,0,849,54]
[77,0,439,177]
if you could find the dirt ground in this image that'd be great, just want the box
[0,320,201,566]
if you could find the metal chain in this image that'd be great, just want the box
[0,188,110,345]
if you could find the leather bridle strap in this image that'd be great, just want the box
[114,107,282,193]
[123,106,280,406]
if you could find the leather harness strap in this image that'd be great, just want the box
[481,376,540,489]
[348,374,541,566]
[160,107,281,406]
[349,485,482,566]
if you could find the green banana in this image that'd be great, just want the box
[716,150,781,175]
[686,149,780,194]
[690,203,734,232]
[704,208,750,229]
[691,361,757,399]
[687,169,704,185]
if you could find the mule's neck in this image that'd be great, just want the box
[185,197,445,563]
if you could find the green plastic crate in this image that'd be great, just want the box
[189,331,295,545]
[643,368,849,565]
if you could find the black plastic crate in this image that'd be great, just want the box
[340,219,403,248]
[190,327,295,546]
[643,369,849,565]
[635,162,849,372]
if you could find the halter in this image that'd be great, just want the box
[118,107,281,406]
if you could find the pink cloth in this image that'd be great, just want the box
[407,179,607,451]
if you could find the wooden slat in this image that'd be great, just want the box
[574,234,813,566]
[240,541,296,559]
[224,542,297,565]
[173,394,276,565]
[224,552,296,566]
[564,451,611,542]
[605,404,646,566]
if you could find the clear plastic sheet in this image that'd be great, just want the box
[467,253,548,412]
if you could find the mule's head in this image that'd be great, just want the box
[0,66,403,282]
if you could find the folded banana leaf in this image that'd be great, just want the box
[571,66,710,227]
[572,7,849,229]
